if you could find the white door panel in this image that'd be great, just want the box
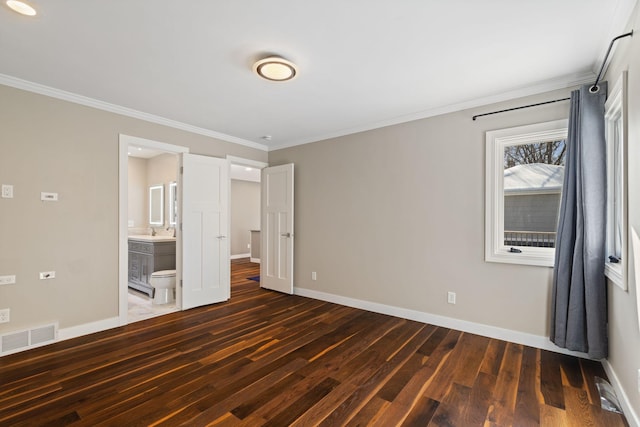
[180,153,229,309]
[261,164,294,294]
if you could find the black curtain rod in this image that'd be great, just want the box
[472,97,570,121]
[590,30,633,93]
[472,30,633,121]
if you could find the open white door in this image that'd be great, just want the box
[179,153,230,309]
[261,164,294,294]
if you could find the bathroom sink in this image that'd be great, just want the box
[128,235,176,242]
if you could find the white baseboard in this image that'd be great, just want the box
[57,316,121,342]
[250,257,261,263]
[230,253,250,260]
[293,287,590,359]
[602,360,640,427]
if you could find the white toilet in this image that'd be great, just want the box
[149,270,176,305]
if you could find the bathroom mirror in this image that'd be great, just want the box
[149,184,164,226]
[169,181,177,226]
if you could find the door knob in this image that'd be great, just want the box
[281,232,291,238]
[217,235,227,239]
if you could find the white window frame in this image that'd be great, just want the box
[485,119,568,267]
[604,71,628,290]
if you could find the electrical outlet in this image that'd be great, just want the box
[447,292,456,304]
[0,309,9,323]
[39,271,55,280]
[311,272,317,280]
[247,243,251,249]
[0,275,16,285]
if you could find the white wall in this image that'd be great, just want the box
[0,84,266,334]
[127,156,147,229]
[269,88,574,338]
[602,2,640,420]
[230,180,260,256]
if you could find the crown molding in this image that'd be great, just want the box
[266,71,596,151]
[0,74,268,152]
[0,71,596,153]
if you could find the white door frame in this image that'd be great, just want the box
[118,134,189,326]
[227,155,268,170]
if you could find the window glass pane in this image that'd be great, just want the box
[613,117,623,258]
[503,140,566,248]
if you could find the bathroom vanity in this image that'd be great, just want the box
[128,235,176,297]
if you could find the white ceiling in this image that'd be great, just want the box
[0,0,636,151]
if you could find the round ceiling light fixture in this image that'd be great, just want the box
[253,56,297,82]
[6,0,37,16]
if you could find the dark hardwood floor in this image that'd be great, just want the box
[0,259,628,426]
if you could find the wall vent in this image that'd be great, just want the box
[1,323,57,356]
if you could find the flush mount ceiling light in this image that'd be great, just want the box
[253,57,297,82]
[6,0,37,16]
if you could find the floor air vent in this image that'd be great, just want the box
[1,323,57,355]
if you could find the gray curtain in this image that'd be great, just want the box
[551,82,608,359]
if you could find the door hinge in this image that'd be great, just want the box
[180,223,183,231]
[180,166,184,174]
[180,279,183,287]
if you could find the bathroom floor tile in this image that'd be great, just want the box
[128,289,177,323]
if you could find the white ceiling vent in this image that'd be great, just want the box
[1,323,57,356]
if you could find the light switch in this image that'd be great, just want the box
[0,275,16,285]
[2,185,13,198]
[41,192,58,201]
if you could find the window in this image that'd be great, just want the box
[605,71,628,290]
[486,120,568,266]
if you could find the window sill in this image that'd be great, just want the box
[486,249,554,267]
[605,262,626,290]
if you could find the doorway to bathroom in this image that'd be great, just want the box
[121,136,186,323]
[118,135,269,325]
[127,148,180,322]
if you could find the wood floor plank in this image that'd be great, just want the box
[541,403,570,427]
[480,338,507,377]
[564,385,599,427]
[373,330,462,426]
[461,371,497,426]
[513,346,541,427]
[541,349,569,411]
[451,333,491,387]
[319,324,437,426]
[484,342,523,426]
[423,331,477,401]
[345,396,391,427]
[401,395,439,426]
[559,353,586,388]
[377,352,426,402]
[261,377,340,427]
[427,382,472,427]
[0,258,628,427]
[288,321,427,426]
[580,357,609,406]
